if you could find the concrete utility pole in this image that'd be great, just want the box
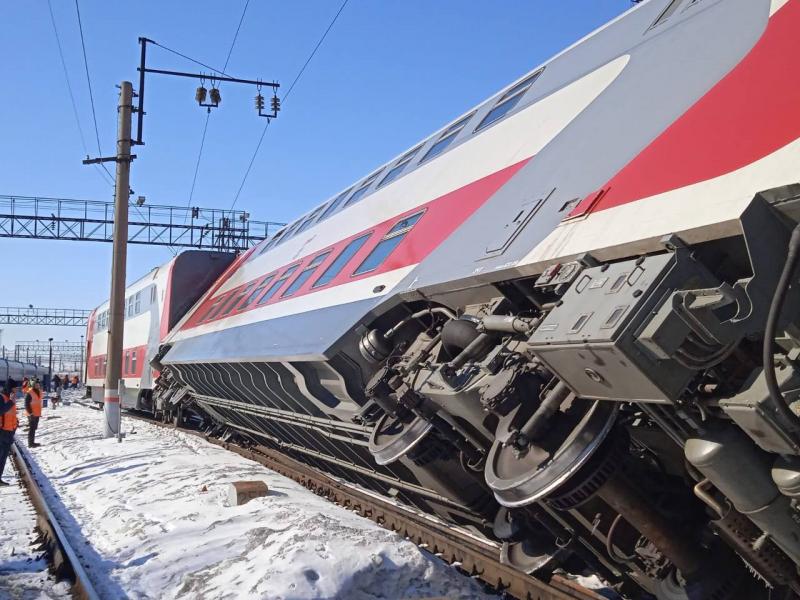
[103,81,133,439]
[80,334,85,383]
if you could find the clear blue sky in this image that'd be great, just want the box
[0,0,631,351]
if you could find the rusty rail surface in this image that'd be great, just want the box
[126,410,604,600]
[11,442,101,600]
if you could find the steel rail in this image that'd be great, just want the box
[10,442,101,600]
[126,411,603,600]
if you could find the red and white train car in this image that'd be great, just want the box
[85,251,235,409]
[149,2,800,597]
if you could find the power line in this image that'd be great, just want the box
[148,39,232,78]
[186,0,251,222]
[46,0,112,187]
[74,0,113,183]
[223,0,250,71]
[74,3,154,248]
[187,113,211,212]
[229,0,350,213]
[283,0,350,103]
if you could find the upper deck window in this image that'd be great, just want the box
[320,189,353,220]
[313,233,372,288]
[378,146,422,189]
[352,211,424,276]
[294,206,325,237]
[420,112,475,163]
[282,251,332,297]
[475,69,543,132]
[259,227,287,255]
[343,172,380,208]
[258,264,300,304]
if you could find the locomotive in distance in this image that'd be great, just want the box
[87,0,800,598]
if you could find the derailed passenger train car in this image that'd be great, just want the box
[86,250,235,409]
[155,1,800,597]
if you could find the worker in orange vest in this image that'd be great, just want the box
[0,383,19,485]
[24,379,43,448]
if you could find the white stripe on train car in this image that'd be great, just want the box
[521,135,800,269]
[167,265,417,341]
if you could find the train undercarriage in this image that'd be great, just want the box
[152,185,800,600]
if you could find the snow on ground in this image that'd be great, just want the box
[10,388,494,599]
[0,445,70,600]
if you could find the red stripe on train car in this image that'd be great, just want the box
[569,1,800,217]
[181,158,531,331]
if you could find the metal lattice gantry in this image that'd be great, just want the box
[13,341,83,367]
[0,307,91,327]
[0,195,284,251]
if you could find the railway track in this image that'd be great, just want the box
[126,410,604,600]
[10,441,101,600]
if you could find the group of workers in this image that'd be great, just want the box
[0,378,45,486]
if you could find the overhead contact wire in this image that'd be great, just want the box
[47,0,112,187]
[74,0,113,183]
[229,0,350,213]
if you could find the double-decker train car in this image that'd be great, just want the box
[151,1,800,598]
[85,250,235,409]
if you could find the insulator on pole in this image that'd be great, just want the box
[209,87,221,105]
[271,94,281,113]
[255,93,265,111]
[195,85,208,104]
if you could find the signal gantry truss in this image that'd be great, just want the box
[0,195,284,251]
[0,307,91,327]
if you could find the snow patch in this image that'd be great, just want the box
[14,390,494,599]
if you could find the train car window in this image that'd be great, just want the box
[200,296,226,323]
[124,351,130,375]
[649,0,683,29]
[378,146,422,188]
[420,112,475,163]
[282,251,332,297]
[134,291,141,314]
[343,172,381,208]
[126,296,135,317]
[353,211,425,276]
[475,69,543,132]
[281,220,304,242]
[320,189,353,221]
[131,351,137,374]
[219,281,257,317]
[259,227,288,255]
[240,274,276,309]
[204,294,232,322]
[150,286,157,304]
[294,206,325,237]
[258,264,300,304]
[313,233,372,288]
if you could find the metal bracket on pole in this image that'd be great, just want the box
[82,155,137,165]
[133,37,280,146]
